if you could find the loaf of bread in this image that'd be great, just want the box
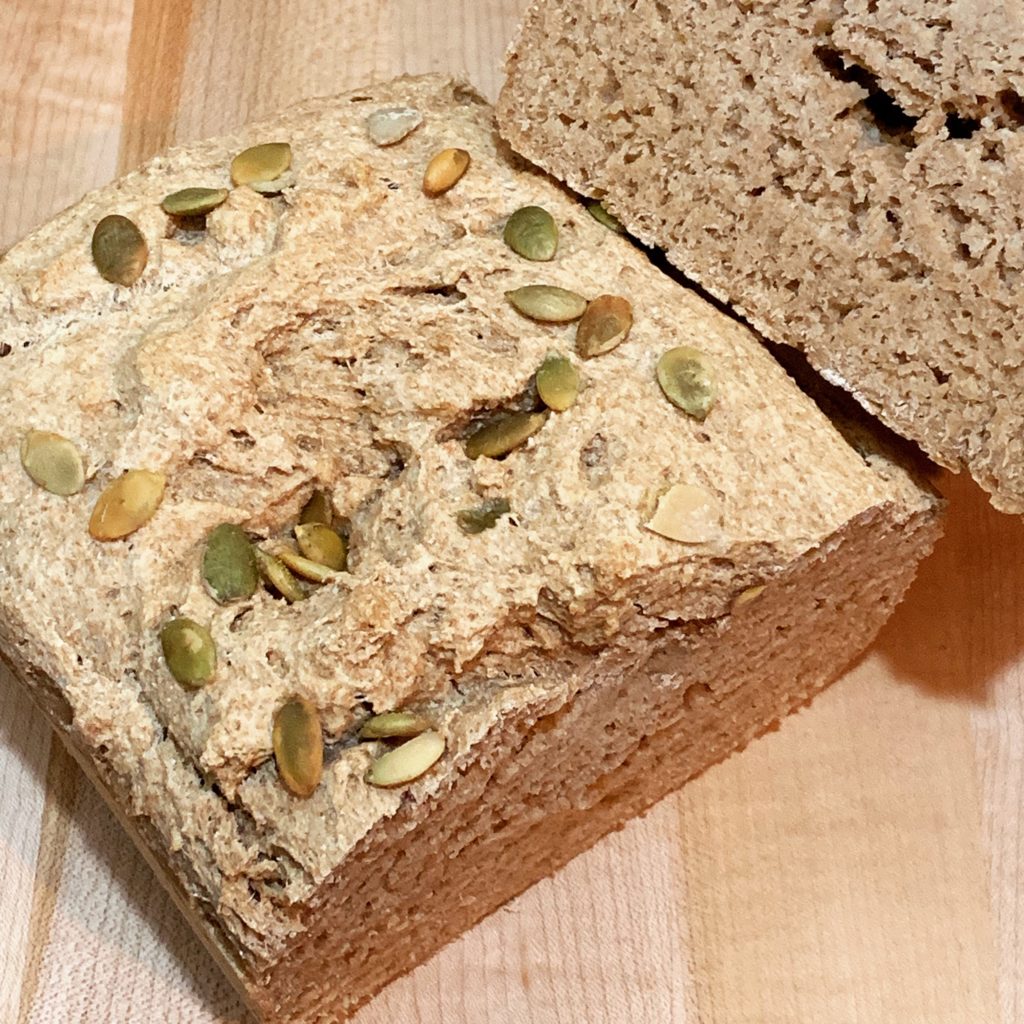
[498,1,1024,512]
[0,75,940,1021]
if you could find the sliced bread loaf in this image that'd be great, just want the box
[498,1,1024,511]
[0,75,940,1021]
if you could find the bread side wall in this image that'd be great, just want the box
[253,499,941,1022]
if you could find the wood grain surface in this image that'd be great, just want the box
[0,2,1019,1022]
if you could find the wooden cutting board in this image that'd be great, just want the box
[0,2,1019,1021]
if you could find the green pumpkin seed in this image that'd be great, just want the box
[295,523,347,571]
[503,205,558,262]
[160,187,229,217]
[464,410,548,459]
[230,142,292,187]
[299,489,333,526]
[423,148,470,196]
[535,353,579,412]
[656,346,717,420]
[456,497,511,534]
[255,548,307,603]
[160,617,216,688]
[366,730,445,787]
[367,107,422,146]
[273,697,323,798]
[587,201,626,234]
[506,285,587,323]
[89,470,165,540]
[273,545,340,584]
[646,483,719,543]
[91,215,148,286]
[576,294,633,358]
[20,430,85,496]
[202,524,259,603]
[359,711,432,740]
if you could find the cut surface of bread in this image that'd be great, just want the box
[0,75,940,1021]
[498,0,1024,512]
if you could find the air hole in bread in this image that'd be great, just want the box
[229,428,256,449]
[814,45,919,147]
[945,112,981,139]
[998,89,1024,127]
[386,282,466,303]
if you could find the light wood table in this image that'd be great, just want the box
[1,3,1019,1022]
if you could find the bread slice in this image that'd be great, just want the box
[498,2,1024,512]
[0,75,940,1022]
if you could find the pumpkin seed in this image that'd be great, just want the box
[273,697,323,798]
[367,107,423,146]
[587,201,625,234]
[657,346,717,420]
[535,353,579,412]
[366,729,445,787]
[273,545,339,584]
[20,430,85,496]
[255,548,307,603]
[464,410,548,459]
[161,187,229,217]
[733,584,765,609]
[506,285,587,323]
[299,489,333,526]
[456,497,511,534]
[422,148,470,196]
[646,483,720,543]
[576,294,633,358]
[160,617,216,688]
[88,470,165,540]
[231,142,291,187]
[295,523,347,571]
[503,205,558,262]
[202,524,259,603]
[91,215,148,286]
[359,711,431,740]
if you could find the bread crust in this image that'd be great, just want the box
[0,74,940,1019]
